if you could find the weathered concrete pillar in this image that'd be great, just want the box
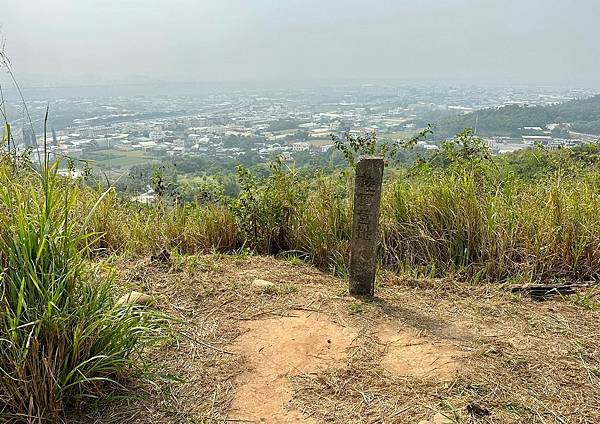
[349,156,384,297]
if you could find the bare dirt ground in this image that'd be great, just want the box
[75,254,600,423]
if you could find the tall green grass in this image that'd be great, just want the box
[4,142,599,286]
[381,170,600,281]
[74,145,600,283]
[0,158,164,420]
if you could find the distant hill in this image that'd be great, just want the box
[433,94,600,138]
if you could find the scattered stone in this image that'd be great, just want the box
[151,249,171,263]
[251,278,275,289]
[466,402,490,417]
[116,291,155,307]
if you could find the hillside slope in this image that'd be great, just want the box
[435,94,600,137]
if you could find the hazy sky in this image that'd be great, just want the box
[2,0,600,86]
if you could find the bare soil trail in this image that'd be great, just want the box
[76,255,600,424]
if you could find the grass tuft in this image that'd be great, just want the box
[0,159,166,420]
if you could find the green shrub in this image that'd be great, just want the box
[230,160,308,254]
[74,143,600,283]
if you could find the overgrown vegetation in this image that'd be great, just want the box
[26,129,597,284]
[0,156,165,420]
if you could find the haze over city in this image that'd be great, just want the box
[3,0,600,87]
[2,0,600,181]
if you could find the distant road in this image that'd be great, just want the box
[569,131,600,141]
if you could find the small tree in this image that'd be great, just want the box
[331,125,433,167]
[440,128,492,169]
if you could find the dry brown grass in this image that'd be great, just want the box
[69,254,600,424]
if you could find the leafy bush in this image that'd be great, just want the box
[230,159,308,253]
[331,126,433,166]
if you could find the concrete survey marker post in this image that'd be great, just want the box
[349,156,384,297]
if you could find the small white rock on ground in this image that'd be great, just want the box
[251,278,275,288]
[116,291,155,306]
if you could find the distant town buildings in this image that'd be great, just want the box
[5,84,597,172]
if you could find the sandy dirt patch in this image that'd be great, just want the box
[228,310,356,423]
[377,323,464,379]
